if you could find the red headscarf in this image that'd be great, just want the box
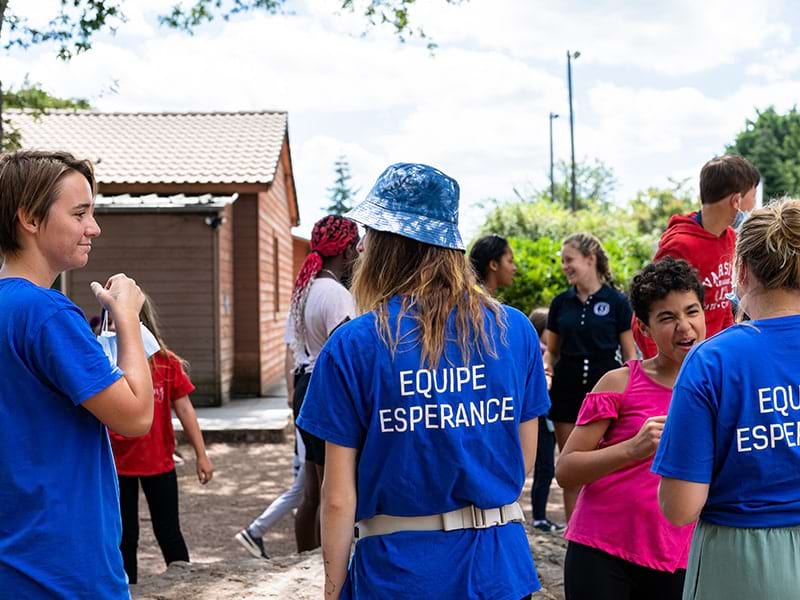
[292,215,359,297]
[288,215,358,364]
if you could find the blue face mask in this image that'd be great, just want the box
[96,311,161,367]
[725,286,750,321]
[734,209,751,230]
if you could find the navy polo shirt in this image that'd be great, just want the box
[546,284,632,358]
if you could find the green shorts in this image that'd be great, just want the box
[684,520,800,600]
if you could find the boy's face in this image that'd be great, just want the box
[639,290,706,364]
[35,171,101,272]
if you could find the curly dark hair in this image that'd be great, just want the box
[629,257,705,324]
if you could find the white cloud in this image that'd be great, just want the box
[414,0,791,75]
[3,0,800,243]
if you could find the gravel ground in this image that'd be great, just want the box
[133,435,567,599]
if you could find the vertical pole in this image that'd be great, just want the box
[549,113,556,203]
[567,51,577,212]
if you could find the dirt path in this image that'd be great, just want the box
[133,438,566,599]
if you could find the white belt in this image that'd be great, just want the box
[354,501,525,540]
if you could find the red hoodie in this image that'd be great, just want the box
[634,212,735,358]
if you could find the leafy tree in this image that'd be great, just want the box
[532,158,617,210]
[2,78,91,151]
[0,0,465,147]
[628,177,696,237]
[4,77,90,111]
[325,156,357,216]
[727,106,800,201]
[477,197,655,314]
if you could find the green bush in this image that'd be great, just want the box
[477,199,657,315]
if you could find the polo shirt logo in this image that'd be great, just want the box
[594,302,611,317]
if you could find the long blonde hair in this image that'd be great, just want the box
[350,230,507,369]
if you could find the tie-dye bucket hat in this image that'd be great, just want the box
[346,162,464,251]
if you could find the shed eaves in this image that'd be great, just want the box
[7,110,288,186]
[95,193,237,213]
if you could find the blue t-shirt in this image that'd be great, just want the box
[0,278,128,598]
[653,316,800,528]
[297,297,550,600]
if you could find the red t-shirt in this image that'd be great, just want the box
[110,351,195,476]
[633,212,735,358]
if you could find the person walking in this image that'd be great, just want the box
[545,232,637,520]
[109,294,213,584]
[290,215,360,551]
[298,163,550,599]
[557,257,704,599]
[654,198,800,600]
[0,150,153,597]
[235,332,308,560]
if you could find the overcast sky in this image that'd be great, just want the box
[4,0,800,239]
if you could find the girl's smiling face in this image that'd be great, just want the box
[35,171,100,273]
[560,242,595,286]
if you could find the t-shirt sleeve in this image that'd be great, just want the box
[168,355,196,400]
[284,314,295,346]
[297,346,364,448]
[521,321,551,422]
[614,292,633,334]
[32,307,123,406]
[546,294,562,334]
[651,352,716,483]
[324,288,356,337]
[576,392,622,425]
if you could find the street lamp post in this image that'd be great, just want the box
[567,50,580,212]
[549,112,559,203]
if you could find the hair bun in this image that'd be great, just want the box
[738,197,800,291]
[764,198,800,258]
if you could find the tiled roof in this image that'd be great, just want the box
[7,110,288,186]
[95,193,237,213]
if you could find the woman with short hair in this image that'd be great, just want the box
[0,150,152,596]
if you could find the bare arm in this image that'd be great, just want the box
[619,329,638,362]
[555,414,664,486]
[82,275,153,436]
[659,478,709,526]
[555,367,665,488]
[174,395,213,484]
[519,418,539,475]
[321,442,358,600]
[543,329,560,374]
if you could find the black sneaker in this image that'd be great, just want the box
[235,529,270,559]
[532,519,565,533]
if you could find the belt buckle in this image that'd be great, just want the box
[470,505,486,528]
